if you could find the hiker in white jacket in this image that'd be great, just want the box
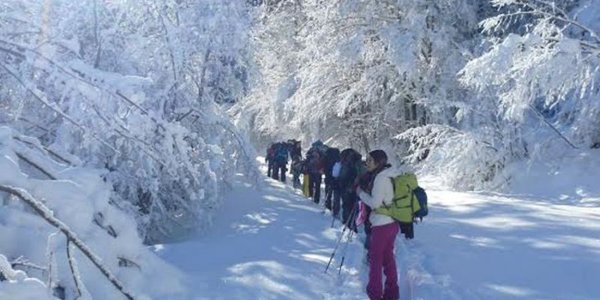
[356,150,400,300]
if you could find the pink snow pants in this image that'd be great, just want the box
[367,221,399,300]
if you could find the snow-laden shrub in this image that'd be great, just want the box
[0,127,186,299]
[461,0,600,147]
[437,0,600,189]
[394,124,511,191]
[0,255,50,300]
[0,0,258,242]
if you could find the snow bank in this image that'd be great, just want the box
[0,126,187,299]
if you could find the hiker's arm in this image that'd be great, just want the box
[357,175,387,209]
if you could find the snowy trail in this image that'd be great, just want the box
[410,188,600,300]
[157,171,600,300]
[156,173,368,300]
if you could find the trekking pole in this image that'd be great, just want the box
[337,204,360,275]
[324,225,347,273]
[324,202,358,273]
[320,182,328,213]
[337,227,355,275]
[330,212,336,228]
[329,189,338,228]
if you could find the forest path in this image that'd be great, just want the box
[158,166,600,300]
[157,172,369,299]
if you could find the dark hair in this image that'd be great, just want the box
[369,149,390,168]
[340,148,360,163]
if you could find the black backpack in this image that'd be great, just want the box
[413,187,428,221]
[273,143,288,163]
[325,147,340,166]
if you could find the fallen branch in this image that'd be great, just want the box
[14,152,57,180]
[529,104,578,149]
[0,185,135,300]
[66,239,83,299]
[11,256,47,273]
[14,132,74,166]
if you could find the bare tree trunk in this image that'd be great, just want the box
[93,0,102,68]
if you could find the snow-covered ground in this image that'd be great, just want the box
[156,172,368,300]
[157,158,600,300]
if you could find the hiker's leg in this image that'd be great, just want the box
[275,163,280,180]
[341,192,353,225]
[280,164,287,182]
[324,176,333,209]
[382,222,400,300]
[311,173,322,203]
[332,187,341,217]
[406,222,414,239]
[366,225,386,300]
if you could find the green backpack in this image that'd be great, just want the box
[374,173,421,223]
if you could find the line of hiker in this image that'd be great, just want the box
[266,140,429,300]
[265,139,301,185]
[266,140,366,231]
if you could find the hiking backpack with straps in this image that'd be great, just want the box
[306,147,325,173]
[273,142,288,163]
[374,173,428,223]
[413,186,428,221]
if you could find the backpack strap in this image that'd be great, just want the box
[409,184,415,222]
[381,177,394,210]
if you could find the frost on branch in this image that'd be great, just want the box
[0,0,258,243]
[0,127,186,299]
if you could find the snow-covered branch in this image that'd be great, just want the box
[0,0,257,243]
[0,185,136,300]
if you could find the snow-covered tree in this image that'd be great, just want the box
[448,0,600,189]
[462,0,599,148]
[237,0,480,162]
[0,127,185,299]
[0,0,258,243]
[239,0,598,191]
[231,0,306,145]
